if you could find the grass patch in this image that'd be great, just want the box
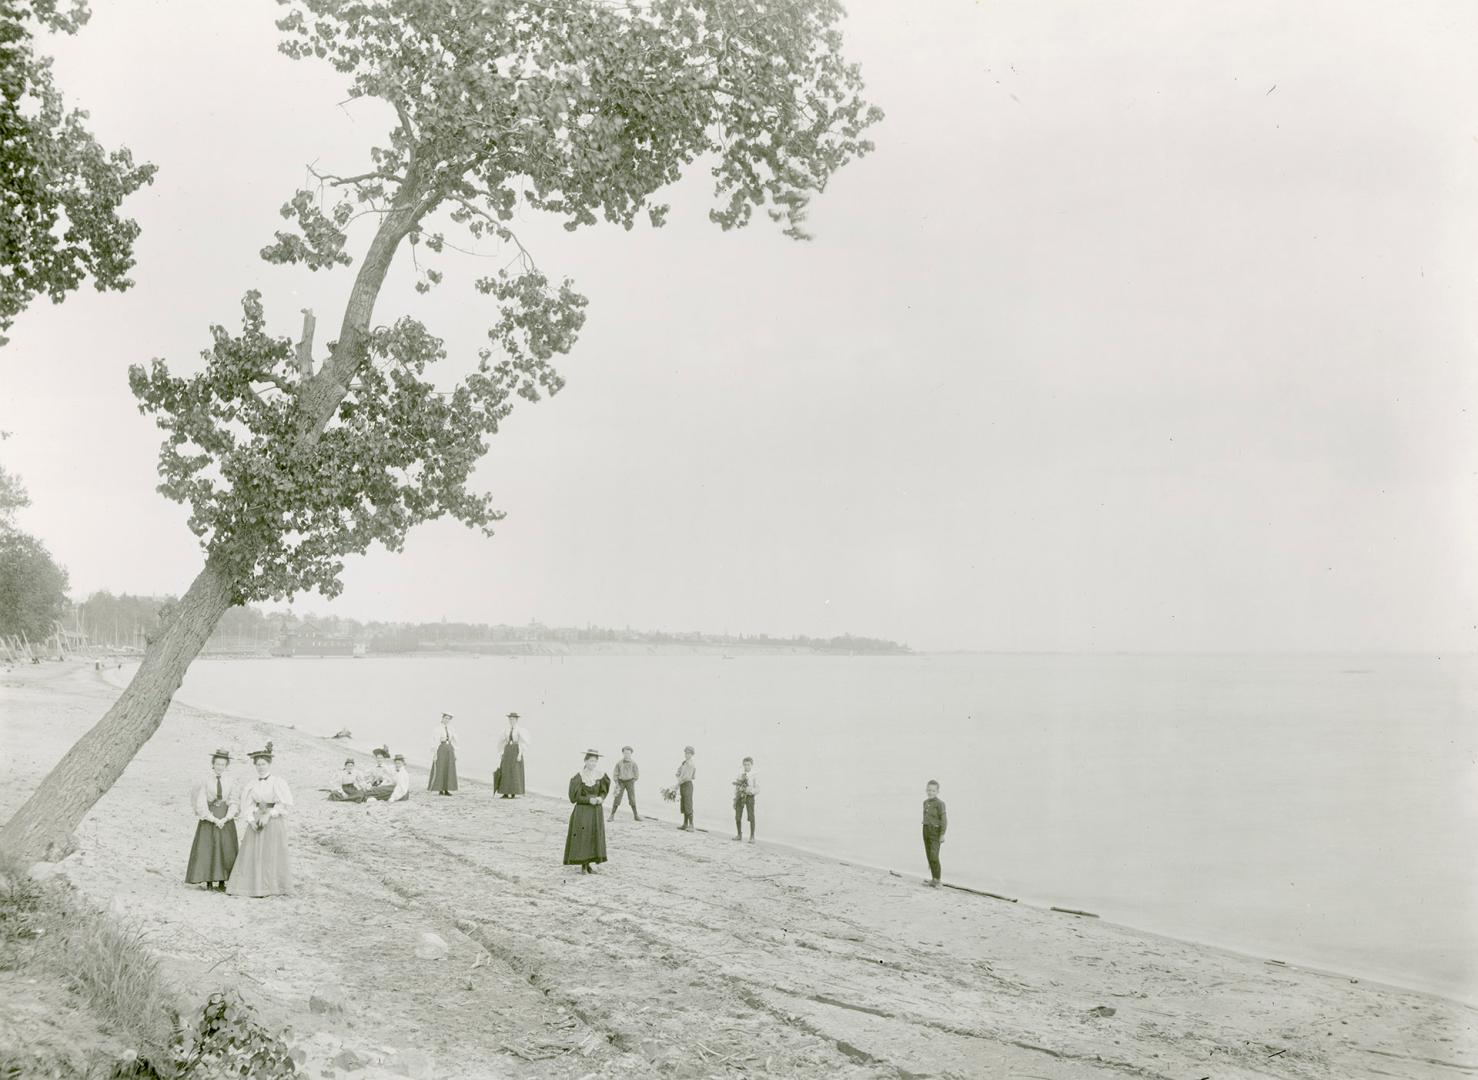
[0,849,302,1079]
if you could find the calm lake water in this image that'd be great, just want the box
[145,651,1477,1003]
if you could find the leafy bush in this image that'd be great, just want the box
[169,992,299,1079]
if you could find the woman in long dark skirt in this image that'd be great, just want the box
[186,749,239,890]
[428,712,458,795]
[563,750,610,874]
[495,711,528,798]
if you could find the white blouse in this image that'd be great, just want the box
[191,772,239,822]
[496,726,530,758]
[390,766,410,802]
[432,722,459,756]
[239,774,294,825]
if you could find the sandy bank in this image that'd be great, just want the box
[1,660,1473,1079]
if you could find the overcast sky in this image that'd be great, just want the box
[2,0,1475,652]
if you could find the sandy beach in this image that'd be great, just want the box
[1,660,1473,1080]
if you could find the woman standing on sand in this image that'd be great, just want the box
[494,711,528,798]
[428,712,458,795]
[227,743,293,897]
[186,749,239,891]
[563,750,610,874]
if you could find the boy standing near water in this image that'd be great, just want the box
[675,746,696,831]
[732,757,757,842]
[610,745,641,821]
[922,780,947,887]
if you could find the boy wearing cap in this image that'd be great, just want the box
[732,757,757,842]
[610,746,641,821]
[674,746,696,831]
[186,748,240,891]
[922,780,948,887]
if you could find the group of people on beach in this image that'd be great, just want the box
[187,710,949,895]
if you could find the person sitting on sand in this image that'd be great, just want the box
[609,745,640,821]
[327,758,366,802]
[922,779,948,888]
[732,756,757,843]
[360,746,396,800]
[428,712,458,796]
[564,750,610,874]
[675,746,696,831]
[227,743,293,898]
[186,748,240,891]
[389,754,411,802]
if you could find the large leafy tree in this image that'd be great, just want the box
[0,529,68,641]
[0,0,156,345]
[0,457,69,644]
[0,0,881,859]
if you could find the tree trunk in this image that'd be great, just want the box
[0,555,236,861]
[0,176,433,865]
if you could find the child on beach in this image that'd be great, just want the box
[732,757,757,843]
[610,745,640,821]
[922,780,947,887]
[675,746,696,831]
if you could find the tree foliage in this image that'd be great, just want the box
[0,529,68,639]
[0,0,156,345]
[0,459,28,527]
[129,0,882,607]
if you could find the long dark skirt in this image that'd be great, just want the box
[185,818,238,884]
[428,742,458,792]
[679,780,694,817]
[563,803,607,865]
[496,743,525,795]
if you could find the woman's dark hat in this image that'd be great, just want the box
[343,758,356,767]
[393,754,406,764]
[506,711,520,720]
[210,748,231,762]
[583,749,601,758]
[621,745,634,753]
[441,712,453,720]
[247,742,274,762]
[373,745,390,758]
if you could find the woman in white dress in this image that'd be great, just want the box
[227,742,293,897]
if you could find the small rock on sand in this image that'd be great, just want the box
[310,986,347,1015]
[389,1048,435,1079]
[413,932,448,961]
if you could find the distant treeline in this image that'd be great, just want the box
[66,592,910,655]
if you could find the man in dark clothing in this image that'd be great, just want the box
[922,780,947,887]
